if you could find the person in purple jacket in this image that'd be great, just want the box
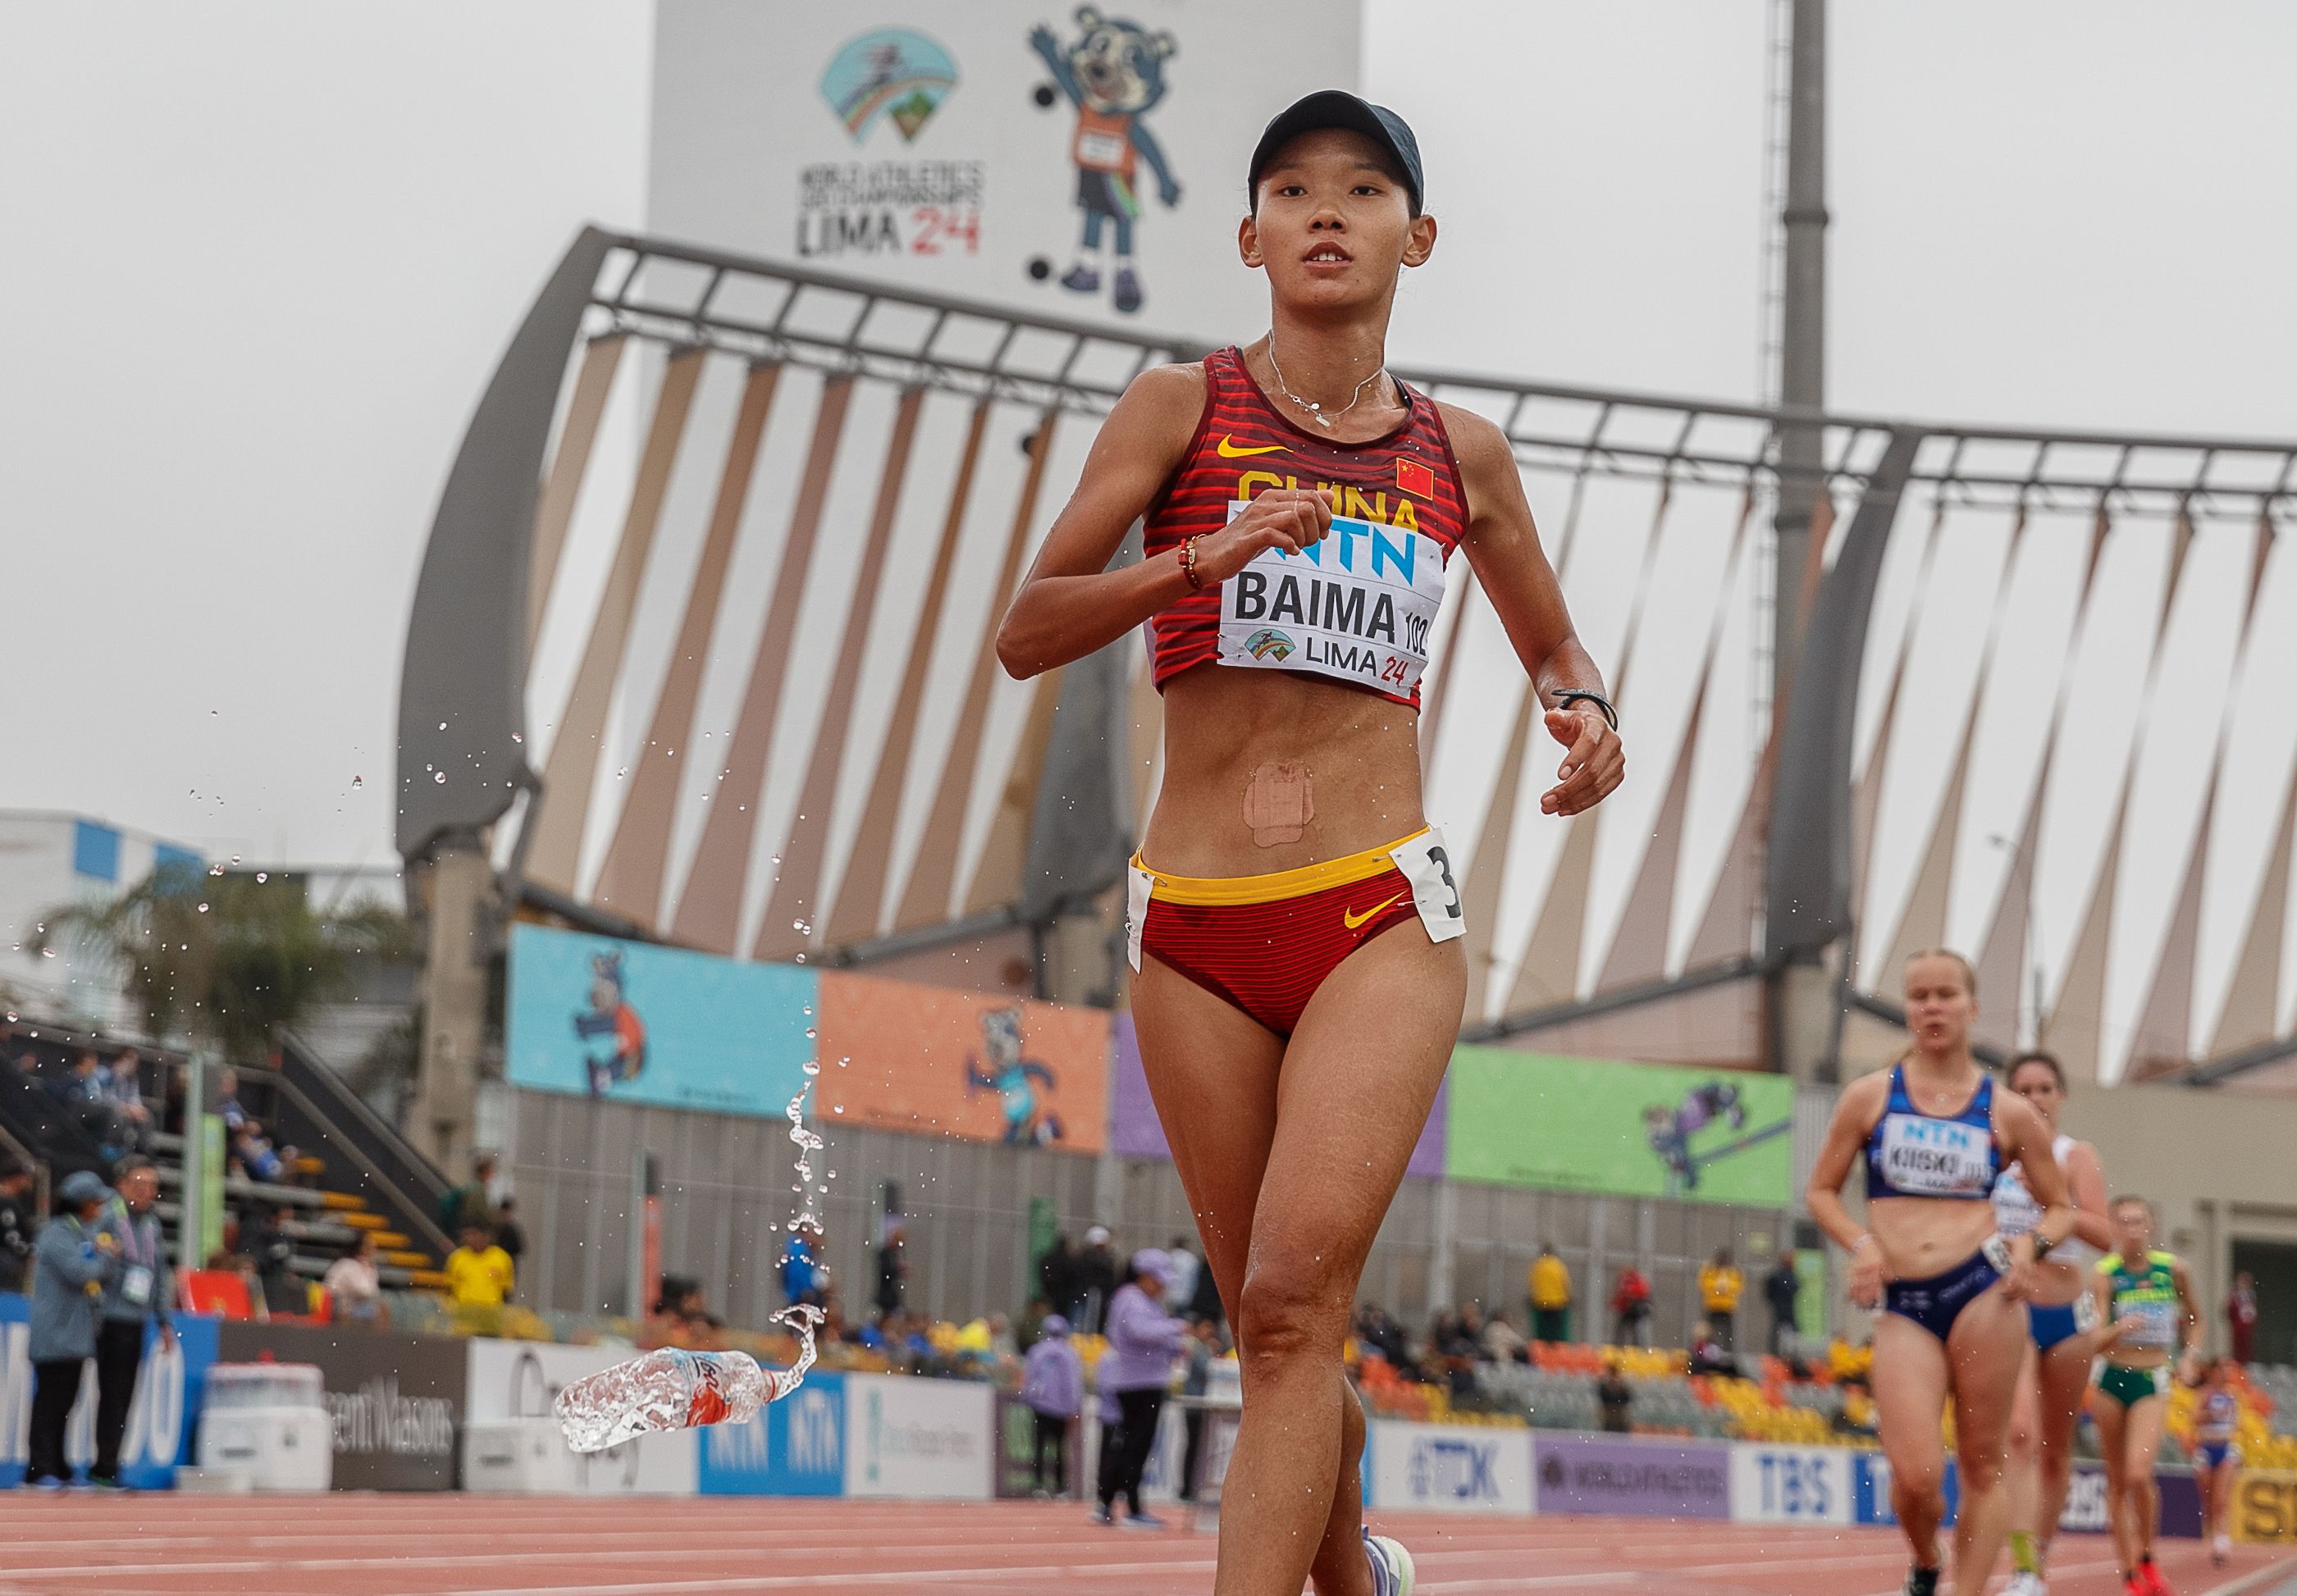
[1021,1312,1085,1497]
[1094,1248,1187,1528]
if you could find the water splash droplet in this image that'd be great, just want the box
[792,919,811,935]
[196,903,209,914]
[351,776,363,787]
[434,772,446,783]
[254,872,267,883]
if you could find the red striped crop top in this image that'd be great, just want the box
[1141,344,1469,709]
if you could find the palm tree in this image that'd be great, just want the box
[34,865,412,1061]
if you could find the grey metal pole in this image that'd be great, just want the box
[625,1148,653,1318]
[1772,0,1829,695]
[178,1052,206,1278]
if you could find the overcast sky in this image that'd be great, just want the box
[7,3,2295,1059]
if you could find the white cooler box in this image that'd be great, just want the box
[197,1363,333,1491]
[463,1418,582,1493]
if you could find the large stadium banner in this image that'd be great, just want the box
[650,2,1363,335]
[506,923,820,1118]
[816,971,1109,1152]
[1445,1047,1794,1207]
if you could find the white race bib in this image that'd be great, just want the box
[1387,828,1466,944]
[1125,864,1155,974]
[1217,504,1446,699]
[1076,130,1127,169]
[1875,1113,1995,1198]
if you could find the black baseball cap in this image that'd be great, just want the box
[1247,90,1424,216]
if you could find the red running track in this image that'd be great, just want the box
[0,1496,2287,1595]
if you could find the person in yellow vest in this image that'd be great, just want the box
[1528,1243,1573,1343]
[444,1223,515,1309]
[1699,1247,1744,1352]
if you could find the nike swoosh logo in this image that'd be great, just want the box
[1343,893,1404,930]
[1216,435,1288,458]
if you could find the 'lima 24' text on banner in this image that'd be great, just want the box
[1445,1048,1794,1206]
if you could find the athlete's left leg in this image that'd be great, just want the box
[2118,1391,2171,1568]
[2030,1330,2096,1572]
[2005,1338,2044,1566]
[1943,1284,2028,1596]
[1221,923,1462,1596]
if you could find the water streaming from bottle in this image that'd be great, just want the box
[555,1043,828,1452]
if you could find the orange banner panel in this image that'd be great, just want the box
[815,971,1108,1153]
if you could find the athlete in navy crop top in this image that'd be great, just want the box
[1807,951,2076,1596]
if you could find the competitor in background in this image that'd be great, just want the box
[2092,1198,2202,1596]
[1994,1051,2116,1596]
[998,89,1621,1596]
[2190,1357,2241,1566]
[1807,951,2076,1596]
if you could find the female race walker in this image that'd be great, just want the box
[2092,1197,2202,1596]
[1993,1051,2115,1596]
[2190,1357,2241,1566]
[1807,952,2076,1596]
[998,90,1623,1596]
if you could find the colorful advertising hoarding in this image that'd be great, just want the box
[1446,1048,1793,1206]
[217,1320,464,1491]
[0,1297,217,1489]
[1534,1434,1732,1519]
[844,1370,994,1499]
[701,1371,847,1498]
[506,923,820,1119]
[464,1338,697,1495]
[1367,1420,1535,1515]
[817,972,1107,1152]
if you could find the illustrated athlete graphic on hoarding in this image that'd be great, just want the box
[573,949,648,1098]
[964,1005,1066,1147]
[1027,7,1180,313]
[1642,1079,1788,1195]
[818,28,959,145]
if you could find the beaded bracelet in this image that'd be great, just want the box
[1180,535,1203,591]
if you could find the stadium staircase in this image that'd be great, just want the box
[5,1020,454,1299]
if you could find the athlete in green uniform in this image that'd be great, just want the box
[2089,1197,2199,1596]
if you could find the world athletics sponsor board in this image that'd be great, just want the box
[464,1338,696,1494]
[701,1370,846,1497]
[0,1296,217,1489]
[1533,1434,1732,1519]
[217,1320,464,1490]
[1447,1048,1793,1206]
[845,1371,993,1498]
[506,923,820,1119]
[1367,1419,1535,1515]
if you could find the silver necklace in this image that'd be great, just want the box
[1266,337,1391,429]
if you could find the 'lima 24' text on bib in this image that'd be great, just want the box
[1216,502,1447,698]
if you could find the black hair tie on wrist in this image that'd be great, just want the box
[1554,690,1617,731]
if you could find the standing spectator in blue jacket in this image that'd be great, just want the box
[26,1171,119,1487]
[92,1161,174,1487]
[780,1231,825,1309]
[1094,1248,1186,1528]
[1020,1312,1084,1497]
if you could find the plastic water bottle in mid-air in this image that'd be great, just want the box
[555,1347,788,1453]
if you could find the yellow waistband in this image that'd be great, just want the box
[1131,828,1427,906]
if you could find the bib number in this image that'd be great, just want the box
[1126,864,1155,974]
[122,1265,154,1307]
[1388,828,1466,944]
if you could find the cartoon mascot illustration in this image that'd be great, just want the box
[1642,1081,1745,1195]
[1028,7,1181,314]
[573,950,648,1098]
[964,1005,1066,1147]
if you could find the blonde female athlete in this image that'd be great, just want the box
[2092,1196,2202,1596]
[1994,1051,2115,1596]
[1807,952,2076,1596]
[999,91,1623,1596]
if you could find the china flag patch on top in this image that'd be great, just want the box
[1395,455,1436,499]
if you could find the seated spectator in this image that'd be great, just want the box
[1597,1359,1635,1434]
[1688,1319,1738,1378]
[238,1203,305,1316]
[322,1231,389,1327]
[105,1050,151,1145]
[230,1124,286,1184]
[1833,1376,1878,1439]
[494,1197,525,1291]
[0,1161,35,1293]
[438,1155,500,1247]
[1482,1306,1530,1366]
[213,1066,249,1133]
[62,1052,127,1151]
[1454,1302,1489,1360]
[443,1224,514,1310]
[1353,1302,1409,1368]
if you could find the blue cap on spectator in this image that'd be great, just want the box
[58,1170,110,1207]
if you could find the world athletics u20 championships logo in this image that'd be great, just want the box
[1242,627,1295,662]
[819,29,959,144]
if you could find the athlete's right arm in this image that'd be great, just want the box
[1805,1074,1886,1306]
[997,364,1334,679]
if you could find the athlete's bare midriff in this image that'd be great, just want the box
[1143,663,1428,878]
[1867,1193,2002,1285]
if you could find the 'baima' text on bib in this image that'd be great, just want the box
[1216,502,1446,698]
[1874,1112,1996,1199]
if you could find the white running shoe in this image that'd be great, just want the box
[2213,1530,2232,1564]
[2003,1573,2046,1596]
[1364,1529,1416,1596]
